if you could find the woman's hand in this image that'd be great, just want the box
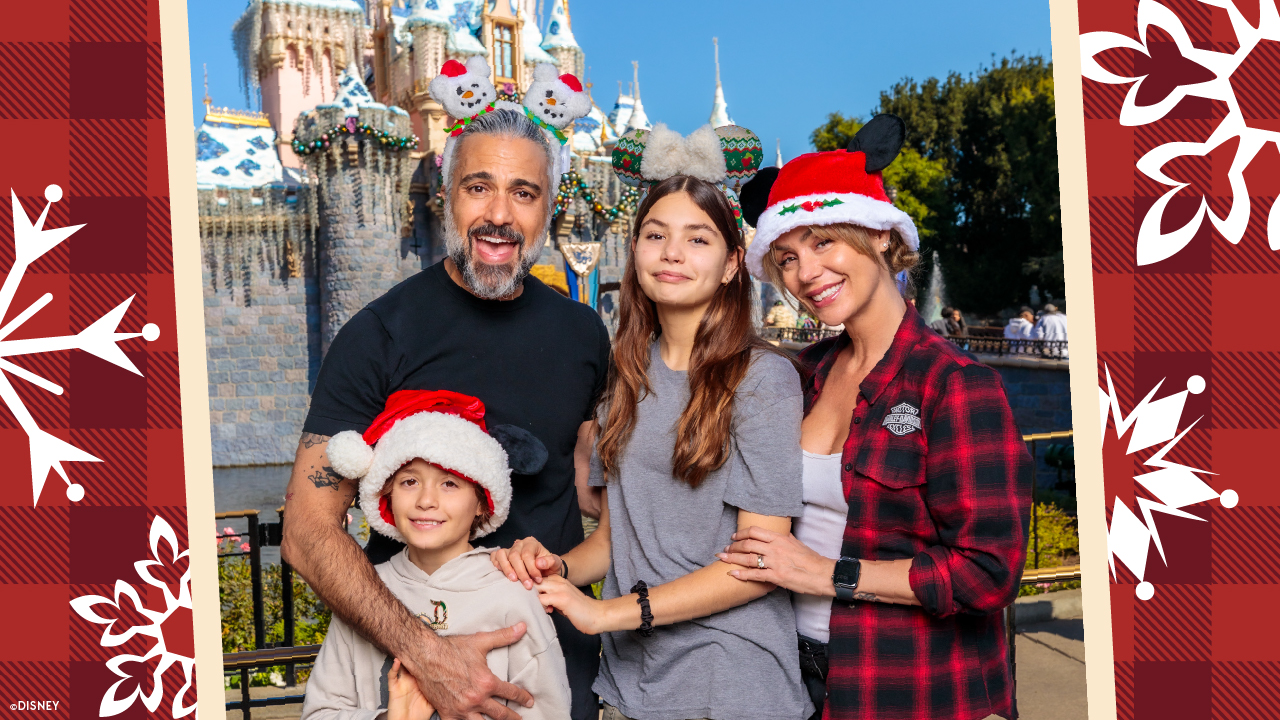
[491,536,562,590]
[387,658,437,720]
[536,575,609,635]
[717,525,838,598]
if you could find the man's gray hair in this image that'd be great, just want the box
[441,108,559,211]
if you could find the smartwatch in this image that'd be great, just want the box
[832,556,862,602]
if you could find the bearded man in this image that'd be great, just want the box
[282,109,609,720]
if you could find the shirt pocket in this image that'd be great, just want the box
[849,444,931,544]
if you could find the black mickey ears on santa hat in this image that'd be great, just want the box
[847,114,906,173]
[488,425,548,476]
[740,166,778,228]
[738,113,907,229]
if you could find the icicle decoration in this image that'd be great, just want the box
[232,0,264,106]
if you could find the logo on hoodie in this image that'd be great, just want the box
[416,599,449,630]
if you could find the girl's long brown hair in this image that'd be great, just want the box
[597,175,794,488]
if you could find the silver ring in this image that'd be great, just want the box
[756,554,766,570]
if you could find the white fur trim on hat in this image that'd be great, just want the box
[745,192,920,280]
[641,123,727,183]
[340,413,513,542]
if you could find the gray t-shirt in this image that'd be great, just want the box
[588,343,812,720]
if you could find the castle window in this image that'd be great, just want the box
[494,22,514,80]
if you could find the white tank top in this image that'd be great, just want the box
[792,450,848,643]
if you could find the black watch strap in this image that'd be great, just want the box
[832,556,861,602]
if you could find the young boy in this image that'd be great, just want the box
[300,390,570,720]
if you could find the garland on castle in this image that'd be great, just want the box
[292,120,418,156]
[553,171,641,221]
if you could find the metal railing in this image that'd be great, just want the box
[216,505,299,699]
[1023,430,1074,570]
[760,326,1069,359]
[760,326,843,344]
[945,335,1069,358]
[216,510,266,651]
[224,645,322,720]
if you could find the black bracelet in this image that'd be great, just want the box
[630,581,655,637]
[560,558,570,580]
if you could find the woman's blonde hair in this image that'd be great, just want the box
[760,223,920,315]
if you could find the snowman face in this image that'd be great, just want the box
[530,83,572,126]
[453,78,493,112]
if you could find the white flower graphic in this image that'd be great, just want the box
[71,515,196,718]
[1101,365,1237,600]
[1081,0,1280,264]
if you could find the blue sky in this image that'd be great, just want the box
[188,0,1053,160]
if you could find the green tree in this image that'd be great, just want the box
[812,55,1063,314]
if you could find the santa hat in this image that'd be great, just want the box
[741,114,918,280]
[326,390,547,541]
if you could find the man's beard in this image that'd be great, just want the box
[444,210,544,300]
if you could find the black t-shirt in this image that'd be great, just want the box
[303,261,611,555]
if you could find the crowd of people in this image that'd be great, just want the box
[280,62,1034,720]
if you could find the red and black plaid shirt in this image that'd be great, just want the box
[803,308,1033,720]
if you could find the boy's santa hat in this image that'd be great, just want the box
[326,390,547,541]
[741,114,919,280]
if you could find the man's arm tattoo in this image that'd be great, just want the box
[852,591,879,602]
[300,432,330,449]
[308,465,343,491]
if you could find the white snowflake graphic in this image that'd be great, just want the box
[1081,0,1280,264]
[70,515,196,718]
[1101,365,1237,600]
[5,185,158,505]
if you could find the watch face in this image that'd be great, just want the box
[834,559,859,587]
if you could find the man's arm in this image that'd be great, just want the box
[282,434,532,720]
[573,420,601,520]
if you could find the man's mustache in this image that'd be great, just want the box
[467,223,525,248]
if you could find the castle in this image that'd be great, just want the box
[199,0,741,466]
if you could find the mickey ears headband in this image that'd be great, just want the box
[740,113,906,227]
[611,124,763,190]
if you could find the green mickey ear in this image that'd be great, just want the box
[715,125,762,188]
[612,129,649,187]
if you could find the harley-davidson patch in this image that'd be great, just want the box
[882,402,922,436]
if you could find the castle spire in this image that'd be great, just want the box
[203,63,212,116]
[709,38,733,128]
[625,60,650,132]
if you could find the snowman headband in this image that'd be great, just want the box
[429,58,591,182]
[611,123,763,230]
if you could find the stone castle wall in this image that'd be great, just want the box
[988,360,1074,486]
[201,179,430,467]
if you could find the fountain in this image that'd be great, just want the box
[921,251,947,325]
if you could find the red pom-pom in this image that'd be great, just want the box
[559,73,583,93]
[440,59,468,78]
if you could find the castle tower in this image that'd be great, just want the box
[233,0,367,169]
[292,69,417,353]
[708,37,734,128]
[481,0,525,93]
[541,0,583,79]
[624,61,650,132]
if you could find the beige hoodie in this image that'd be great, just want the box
[301,547,571,720]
